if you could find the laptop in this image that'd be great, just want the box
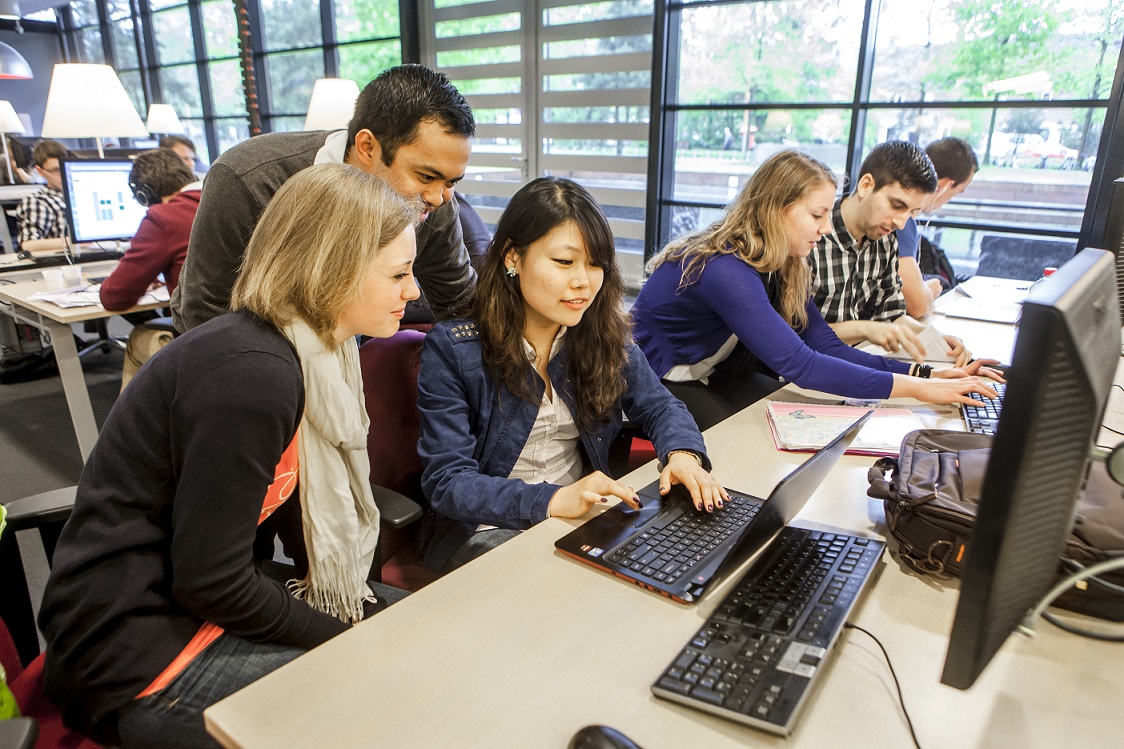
[555,411,872,603]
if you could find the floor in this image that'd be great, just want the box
[1,318,130,649]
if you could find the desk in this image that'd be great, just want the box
[0,268,164,461]
[205,316,1123,748]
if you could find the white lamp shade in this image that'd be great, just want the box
[0,100,24,134]
[40,64,148,140]
[146,103,183,134]
[303,78,360,131]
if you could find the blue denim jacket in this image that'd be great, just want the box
[417,319,710,561]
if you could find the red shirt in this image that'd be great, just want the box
[100,189,201,311]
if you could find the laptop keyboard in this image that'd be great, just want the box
[651,527,885,735]
[963,381,1006,435]
[604,494,761,585]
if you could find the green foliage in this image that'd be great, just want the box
[932,0,1066,96]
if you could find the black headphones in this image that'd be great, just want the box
[129,179,160,208]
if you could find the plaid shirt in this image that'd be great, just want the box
[809,197,906,323]
[15,186,67,244]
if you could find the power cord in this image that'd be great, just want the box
[843,622,922,749]
[1019,556,1124,641]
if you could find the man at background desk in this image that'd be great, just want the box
[14,139,69,252]
[172,64,477,332]
[100,148,201,390]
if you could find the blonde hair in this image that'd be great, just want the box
[647,150,837,329]
[231,164,416,347]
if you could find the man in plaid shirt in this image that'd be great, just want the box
[15,139,69,251]
[809,141,971,363]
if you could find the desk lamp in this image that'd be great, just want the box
[0,100,25,184]
[145,103,183,139]
[40,64,148,158]
[303,78,360,131]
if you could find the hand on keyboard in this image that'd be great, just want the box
[549,471,641,519]
[661,452,729,512]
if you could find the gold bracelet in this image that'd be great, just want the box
[667,449,702,466]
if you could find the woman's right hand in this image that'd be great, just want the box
[892,374,999,406]
[548,471,641,519]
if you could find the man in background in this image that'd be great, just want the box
[808,140,939,361]
[172,64,477,332]
[100,148,201,389]
[894,137,978,317]
[159,135,200,175]
[14,139,69,251]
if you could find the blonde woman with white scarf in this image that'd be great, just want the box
[38,164,421,749]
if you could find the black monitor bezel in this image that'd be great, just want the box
[59,157,146,245]
[940,248,1120,689]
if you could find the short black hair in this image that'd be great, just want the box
[925,137,979,185]
[159,135,196,152]
[347,64,475,166]
[131,148,195,199]
[857,140,938,194]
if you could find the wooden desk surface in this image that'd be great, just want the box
[0,266,164,324]
[205,318,1123,749]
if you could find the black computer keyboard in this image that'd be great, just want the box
[651,527,885,736]
[604,494,761,584]
[962,381,1006,435]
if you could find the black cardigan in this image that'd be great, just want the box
[38,311,349,741]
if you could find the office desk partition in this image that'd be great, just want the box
[204,314,1123,749]
[0,268,164,461]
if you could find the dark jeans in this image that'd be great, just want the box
[444,528,521,573]
[663,371,783,432]
[113,582,408,749]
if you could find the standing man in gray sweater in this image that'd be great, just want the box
[172,64,477,331]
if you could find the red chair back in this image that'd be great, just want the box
[358,329,428,500]
[1,617,102,748]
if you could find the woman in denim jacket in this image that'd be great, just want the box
[417,177,726,571]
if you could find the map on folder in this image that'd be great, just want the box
[765,402,925,457]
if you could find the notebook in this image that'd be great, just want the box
[765,402,924,457]
[554,411,872,603]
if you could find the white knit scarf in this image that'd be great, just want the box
[283,319,380,623]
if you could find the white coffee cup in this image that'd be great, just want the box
[61,265,82,287]
[42,268,66,291]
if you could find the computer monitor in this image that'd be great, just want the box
[941,248,1120,690]
[60,158,148,244]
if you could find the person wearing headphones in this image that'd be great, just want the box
[100,147,201,388]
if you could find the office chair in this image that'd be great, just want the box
[0,617,101,749]
[358,329,433,588]
[1,487,102,749]
[0,487,75,668]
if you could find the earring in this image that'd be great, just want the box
[505,266,517,279]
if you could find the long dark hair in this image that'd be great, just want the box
[473,177,630,430]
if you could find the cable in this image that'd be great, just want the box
[1019,556,1124,638]
[1040,611,1124,642]
[844,622,922,749]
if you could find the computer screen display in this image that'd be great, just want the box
[941,248,1120,690]
[60,158,148,244]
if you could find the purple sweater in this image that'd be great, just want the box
[631,254,910,399]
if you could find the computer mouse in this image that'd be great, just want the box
[568,725,643,749]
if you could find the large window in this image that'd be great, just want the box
[59,0,409,161]
[650,0,1124,279]
[425,0,655,288]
